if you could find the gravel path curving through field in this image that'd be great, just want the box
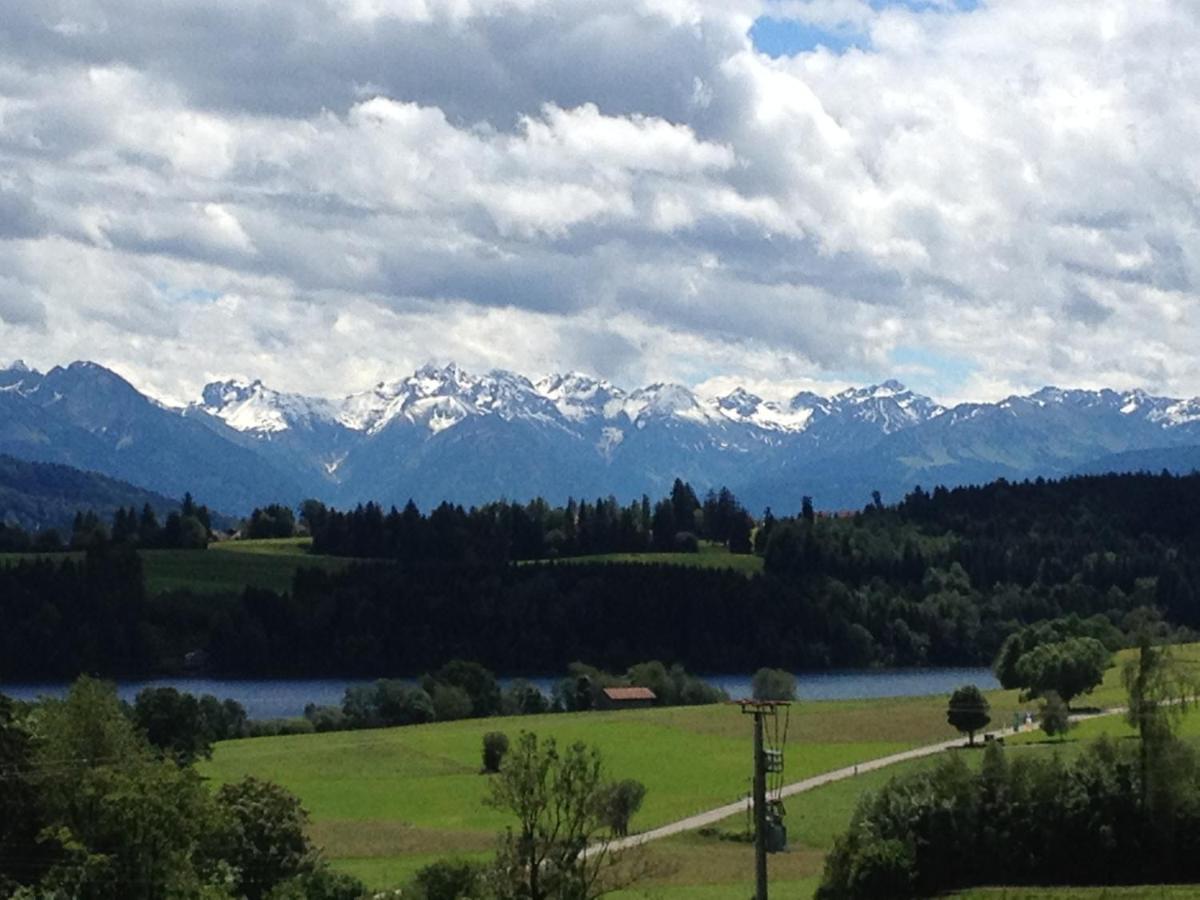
[605,705,1126,853]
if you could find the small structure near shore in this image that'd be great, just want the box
[598,686,656,710]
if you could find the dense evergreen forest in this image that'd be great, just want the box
[0,492,215,552]
[1,472,1198,680]
[303,478,754,560]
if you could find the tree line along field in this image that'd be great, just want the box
[200,644,1200,897]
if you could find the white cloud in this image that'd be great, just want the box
[0,0,1199,406]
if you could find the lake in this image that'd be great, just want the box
[1,667,998,720]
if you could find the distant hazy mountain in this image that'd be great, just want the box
[0,454,181,533]
[5,359,1200,514]
[0,362,305,512]
[1071,445,1200,477]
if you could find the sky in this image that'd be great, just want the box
[0,0,1198,406]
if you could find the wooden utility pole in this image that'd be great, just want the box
[737,700,783,900]
[752,709,768,900]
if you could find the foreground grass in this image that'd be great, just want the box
[202,643,1200,896]
[202,688,1026,891]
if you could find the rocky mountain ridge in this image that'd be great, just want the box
[4,359,1200,514]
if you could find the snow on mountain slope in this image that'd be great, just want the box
[12,358,1200,513]
[535,372,623,423]
[714,388,819,432]
[197,365,952,444]
[200,380,340,433]
[337,363,568,436]
[830,380,946,432]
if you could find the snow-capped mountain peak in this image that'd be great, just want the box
[198,378,339,434]
[619,383,719,428]
[712,388,819,433]
[17,357,1200,518]
[716,387,763,417]
[337,364,563,435]
[536,372,624,422]
[828,381,944,432]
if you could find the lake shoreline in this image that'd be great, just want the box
[2,667,999,720]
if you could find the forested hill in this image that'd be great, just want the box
[4,470,1200,680]
[0,454,181,532]
[897,472,1199,540]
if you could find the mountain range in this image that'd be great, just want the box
[3,359,1200,516]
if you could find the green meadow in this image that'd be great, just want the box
[202,688,1030,891]
[200,644,1200,897]
[0,537,762,595]
[140,537,353,593]
[0,537,353,595]
[544,542,764,576]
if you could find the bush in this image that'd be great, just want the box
[266,867,366,900]
[844,838,917,899]
[376,680,435,726]
[343,680,435,729]
[482,732,509,773]
[431,684,473,722]
[1040,691,1071,739]
[244,718,315,738]
[597,779,646,837]
[501,679,548,716]
[409,859,485,900]
[303,704,347,733]
[673,531,699,552]
[423,660,501,718]
[627,661,672,705]
[752,667,797,701]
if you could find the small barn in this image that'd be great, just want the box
[598,686,657,710]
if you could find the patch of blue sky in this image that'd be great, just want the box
[890,346,975,399]
[751,0,981,58]
[156,282,222,304]
[749,17,867,57]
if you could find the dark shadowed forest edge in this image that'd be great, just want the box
[1,470,1199,680]
[0,453,186,533]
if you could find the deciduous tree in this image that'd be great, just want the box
[947,684,990,746]
[485,733,643,900]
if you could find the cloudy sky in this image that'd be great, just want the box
[1,0,1197,405]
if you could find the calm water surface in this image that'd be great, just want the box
[1,668,998,720]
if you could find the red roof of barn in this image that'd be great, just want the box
[603,686,657,701]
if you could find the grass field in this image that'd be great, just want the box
[1,537,758,594]
[200,643,1200,897]
[141,538,353,593]
[0,537,353,594]
[202,687,1029,891]
[544,542,764,576]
